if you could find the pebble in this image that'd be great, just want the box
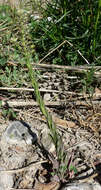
[61,183,101,190]
[44,93,51,101]
[0,171,14,190]
[41,126,55,153]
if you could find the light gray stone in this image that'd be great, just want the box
[48,86,52,89]
[54,82,60,87]
[61,183,101,190]
[41,127,55,153]
[43,82,48,87]
[0,169,14,190]
[0,121,37,170]
[44,93,51,101]
[1,121,37,146]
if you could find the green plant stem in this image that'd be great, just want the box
[20,11,63,160]
[17,7,72,181]
[93,0,101,50]
[26,53,62,154]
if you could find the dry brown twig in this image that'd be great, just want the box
[31,63,101,77]
[1,87,101,101]
[32,63,101,71]
[0,160,47,174]
[1,99,101,109]
[0,27,9,31]
[1,100,64,107]
[38,40,90,65]
[0,87,59,93]
[0,20,8,26]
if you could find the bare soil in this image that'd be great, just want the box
[0,68,101,189]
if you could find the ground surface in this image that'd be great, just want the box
[0,68,101,189]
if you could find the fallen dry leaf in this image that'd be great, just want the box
[41,115,76,129]
[34,181,60,190]
[52,116,76,128]
[93,87,101,99]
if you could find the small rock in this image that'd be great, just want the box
[61,183,101,190]
[1,121,37,146]
[0,168,14,190]
[54,82,60,87]
[52,74,56,79]
[44,93,51,101]
[0,121,37,169]
[43,82,48,87]
[64,86,69,91]
[48,86,52,90]
[41,126,55,153]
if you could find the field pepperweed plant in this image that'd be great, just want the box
[15,2,77,182]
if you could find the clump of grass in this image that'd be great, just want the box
[93,0,101,52]
[30,0,101,66]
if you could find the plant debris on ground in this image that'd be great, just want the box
[0,0,101,189]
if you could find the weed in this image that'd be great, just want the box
[0,66,26,87]
[0,4,12,21]
[15,3,77,182]
[0,99,17,119]
[2,107,17,120]
[81,68,96,95]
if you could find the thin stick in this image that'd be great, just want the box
[0,87,59,93]
[1,100,64,107]
[38,40,90,65]
[0,87,91,96]
[0,27,8,31]
[0,20,8,26]
[38,40,66,64]
[0,160,47,174]
[32,63,101,71]
[1,99,101,109]
[7,188,33,190]
[79,173,98,183]
[77,49,90,65]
